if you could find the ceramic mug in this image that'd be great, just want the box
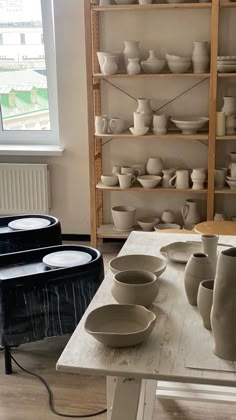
[118,173,136,189]
[153,114,169,135]
[109,117,126,134]
[169,170,189,189]
[95,115,108,134]
[121,166,141,176]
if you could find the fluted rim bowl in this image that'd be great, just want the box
[129,126,149,136]
[154,223,181,231]
[141,60,166,74]
[109,254,167,276]
[137,175,162,188]
[84,304,156,348]
[101,174,119,186]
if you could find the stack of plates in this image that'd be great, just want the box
[217,56,236,73]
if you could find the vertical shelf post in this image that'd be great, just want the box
[207,0,219,220]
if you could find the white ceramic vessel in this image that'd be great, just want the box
[191,168,206,190]
[141,60,166,74]
[216,112,226,136]
[127,58,141,75]
[129,127,149,136]
[109,117,126,134]
[95,115,108,134]
[181,199,201,225]
[118,173,136,189]
[192,41,209,74]
[214,169,226,188]
[154,223,181,231]
[214,213,226,221]
[161,210,175,224]
[169,169,189,189]
[201,234,219,274]
[221,96,236,116]
[153,114,169,135]
[111,205,136,231]
[101,174,119,187]
[137,175,162,189]
[137,217,159,231]
[162,168,176,188]
[146,157,163,175]
[171,117,209,134]
[197,280,214,330]
[101,55,118,75]
[136,98,153,127]
[123,40,141,68]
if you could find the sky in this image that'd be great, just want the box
[0,0,42,22]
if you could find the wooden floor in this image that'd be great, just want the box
[0,240,236,419]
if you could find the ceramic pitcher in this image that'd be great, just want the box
[136,98,153,127]
[101,55,118,75]
[162,168,175,188]
[123,40,141,68]
[211,248,236,360]
[146,157,163,175]
[181,199,201,225]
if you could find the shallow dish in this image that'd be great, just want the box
[137,175,162,188]
[217,64,236,73]
[8,217,51,231]
[84,304,156,347]
[129,126,149,136]
[43,250,92,268]
[171,117,209,134]
[141,60,166,74]
[154,223,181,231]
[109,254,166,276]
[160,241,230,264]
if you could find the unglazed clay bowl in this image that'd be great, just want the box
[166,53,191,62]
[112,270,159,307]
[167,60,191,74]
[141,60,166,74]
[137,216,160,231]
[101,174,119,187]
[137,175,162,188]
[84,304,156,347]
[154,223,181,231]
[171,117,209,134]
[129,126,149,136]
[109,254,167,277]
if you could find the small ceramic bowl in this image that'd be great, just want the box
[226,180,236,189]
[101,174,119,187]
[154,223,181,231]
[137,175,162,188]
[109,254,167,277]
[166,53,191,62]
[137,216,160,231]
[129,127,149,136]
[167,60,191,74]
[141,60,166,74]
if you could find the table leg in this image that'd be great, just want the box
[140,380,157,420]
[109,377,142,420]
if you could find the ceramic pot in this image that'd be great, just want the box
[162,168,175,188]
[109,117,126,134]
[169,170,189,189]
[101,55,118,75]
[95,115,108,134]
[211,248,236,360]
[181,199,201,225]
[191,168,206,190]
[111,205,136,231]
[123,40,141,68]
[127,58,141,75]
[197,280,214,330]
[146,157,163,175]
[161,210,175,223]
[221,96,236,116]
[226,115,236,135]
[216,112,226,136]
[133,112,146,129]
[184,253,215,306]
[153,114,169,135]
[201,234,218,275]
[136,98,153,128]
[112,270,159,307]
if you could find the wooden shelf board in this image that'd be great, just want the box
[92,3,212,12]
[96,181,207,193]
[95,132,209,140]
[218,73,236,78]
[216,135,236,140]
[215,188,236,194]
[220,2,236,8]
[94,73,210,79]
[97,224,141,239]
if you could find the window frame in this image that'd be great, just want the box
[0,0,60,147]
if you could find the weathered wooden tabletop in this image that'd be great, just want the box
[57,232,236,387]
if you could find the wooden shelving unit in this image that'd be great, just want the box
[84,0,234,246]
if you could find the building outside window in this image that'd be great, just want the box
[0,0,59,146]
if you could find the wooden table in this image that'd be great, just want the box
[57,232,236,420]
[194,221,236,236]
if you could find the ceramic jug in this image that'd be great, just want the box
[136,98,153,127]
[123,40,141,68]
[211,248,236,360]
[127,58,141,75]
[184,253,215,306]
[181,199,201,225]
[169,170,189,189]
[221,96,236,116]
[146,157,163,175]
[162,168,175,188]
[101,55,118,75]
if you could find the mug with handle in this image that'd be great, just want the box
[118,173,136,189]
[95,115,108,134]
[109,117,125,134]
[169,170,189,189]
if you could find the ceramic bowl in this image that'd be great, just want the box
[154,223,181,231]
[101,174,119,187]
[109,254,167,277]
[141,60,166,74]
[167,60,191,74]
[166,53,191,62]
[84,304,156,348]
[226,180,236,189]
[226,176,236,182]
[171,117,209,134]
[217,64,236,73]
[129,126,149,136]
[137,216,159,231]
[112,270,159,307]
[137,175,162,188]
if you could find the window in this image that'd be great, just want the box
[0,0,59,146]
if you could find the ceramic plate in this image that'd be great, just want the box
[43,250,92,268]
[84,304,156,348]
[160,241,231,264]
[8,217,51,231]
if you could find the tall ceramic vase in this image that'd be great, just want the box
[136,98,153,127]
[211,248,236,360]
[192,41,209,74]
[123,40,141,69]
[184,253,215,306]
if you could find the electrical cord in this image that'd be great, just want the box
[10,354,107,418]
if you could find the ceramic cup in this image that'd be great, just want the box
[197,279,214,330]
[133,112,146,129]
[121,166,141,176]
[109,117,126,134]
[95,115,108,134]
[111,205,136,231]
[153,114,169,135]
[214,169,226,188]
[118,173,136,189]
[169,170,189,189]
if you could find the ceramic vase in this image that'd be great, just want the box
[146,50,159,61]
[161,210,175,223]
[192,41,209,74]
[181,199,201,225]
[216,112,226,136]
[197,280,214,330]
[127,58,141,75]
[123,40,141,68]
[191,168,206,190]
[111,205,136,231]
[214,169,226,188]
[101,55,118,75]
[184,253,215,306]
[201,234,218,275]
[221,96,236,116]
[136,98,153,128]
[211,248,236,360]
[162,168,175,188]
[146,157,163,175]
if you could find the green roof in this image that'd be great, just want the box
[0,70,47,94]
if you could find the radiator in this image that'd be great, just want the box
[0,164,50,215]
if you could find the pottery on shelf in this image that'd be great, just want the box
[123,40,141,69]
[181,199,201,225]
[171,117,209,135]
[226,115,236,135]
[214,169,226,188]
[184,253,215,306]
[141,53,166,74]
[129,127,149,136]
[153,114,169,135]
[95,115,108,134]
[97,51,122,73]
[112,270,159,307]
[214,213,226,221]
[154,223,181,231]
[137,175,162,189]
[109,117,126,134]
[169,169,189,189]
[161,210,175,224]
[139,0,152,3]
[197,279,214,330]
[191,168,207,190]
[211,248,236,360]
[146,157,163,175]
[101,55,118,75]
[136,98,153,128]
[166,54,191,73]
[127,58,141,75]
[201,234,219,275]
[192,41,209,74]
[162,168,176,188]
[137,216,159,231]
[118,173,136,189]
[111,205,136,231]
[216,112,226,136]
[101,174,119,187]
[221,96,236,116]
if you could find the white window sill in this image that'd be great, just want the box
[0,144,64,156]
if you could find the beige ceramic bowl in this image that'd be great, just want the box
[141,60,166,74]
[84,304,156,347]
[137,175,162,189]
[112,270,159,307]
[109,254,167,277]
[137,216,159,231]
[101,174,119,187]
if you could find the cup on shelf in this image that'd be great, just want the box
[216,112,226,137]
[95,115,108,135]
[214,169,226,188]
[153,114,169,135]
[109,117,126,134]
[169,170,189,189]
[121,166,141,176]
[118,173,136,189]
